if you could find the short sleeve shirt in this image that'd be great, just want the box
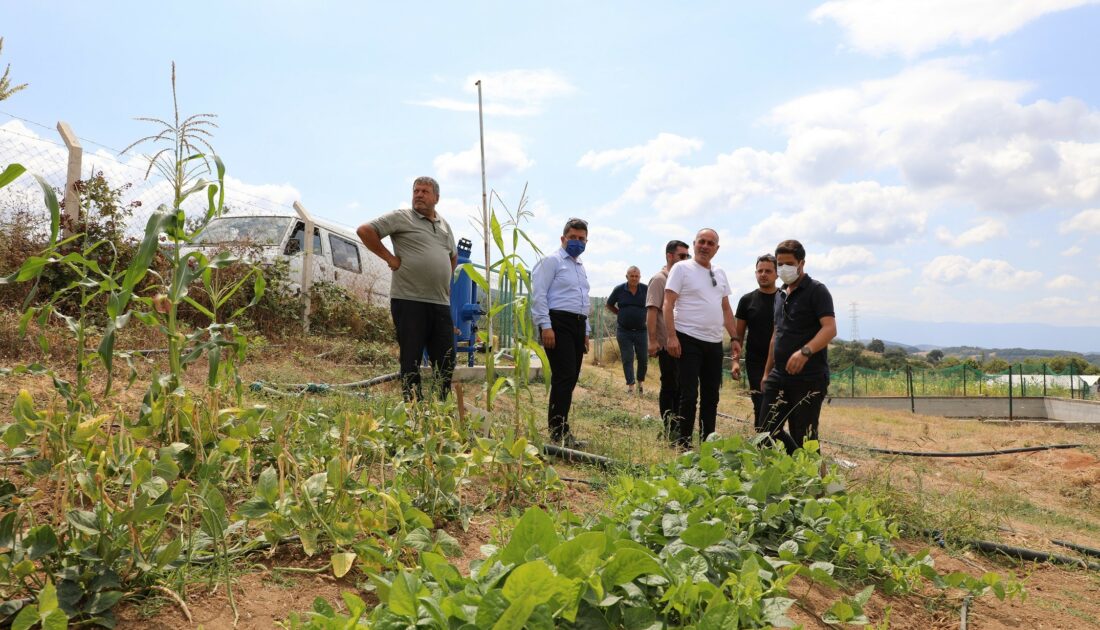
[735,289,777,365]
[646,269,669,346]
[370,208,456,305]
[606,283,648,331]
[665,260,731,344]
[772,274,834,381]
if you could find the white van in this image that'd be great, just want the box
[187,214,390,305]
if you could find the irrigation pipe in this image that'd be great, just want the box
[1052,539,1100,560]
[541,443,617,469]
[925,530,1100,572]
[959,595,971,630]
[824,441,1083,458]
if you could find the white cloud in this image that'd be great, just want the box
[922,255,1042,290]
[811,0,1100,57]
[433,132,533,181]
[413,69,575,117]
[1059,208,1100,234]
[1046,274,1083,289]
[815,245,876,271]
[1061,245,1083,256]
[578,133,703,172]
[935,218,1008,247]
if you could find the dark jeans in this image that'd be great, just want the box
[390,298,455,402]
[675,332,723,447]
[657,349,680,441]
[617,328,648,385]
[758,372,828,455]
[746,359,766,427]
[545,310,586,441]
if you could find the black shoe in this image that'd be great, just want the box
[559,433,587,450]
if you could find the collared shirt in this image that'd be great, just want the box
[370,208,456,305]
[772,273,834,381]
[646,268,670,347]
[606,282,648,331]
[531,248,591,335]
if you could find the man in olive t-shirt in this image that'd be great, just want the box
[357,176,457,401]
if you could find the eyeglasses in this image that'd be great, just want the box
[708,269,717,287]
[677,253,691,260]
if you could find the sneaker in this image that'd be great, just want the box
[637,383,644,396]
[626,383,635,395]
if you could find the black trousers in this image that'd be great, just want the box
[657,349,680,441]
[746,359,766,428]
[675,332,723,447]
[545,310,586,441]
[390,298,455,402]
[758,372,828,455]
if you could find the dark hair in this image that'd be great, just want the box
[755,253,777,270]
[413,176,439,196]
[665,239,689,254]
[775,239,805,261]
[563,217,588,236]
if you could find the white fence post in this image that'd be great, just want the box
[293,201,315,332]
[56,121,82,236]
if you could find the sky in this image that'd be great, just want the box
[3,1,1100,350]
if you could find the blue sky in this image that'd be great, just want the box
[3,1,1100,350]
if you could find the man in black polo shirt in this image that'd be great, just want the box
[732,254,778,426]
[759,240,837,454]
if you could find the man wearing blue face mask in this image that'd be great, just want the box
[531,218,592,448]
[759,239,837,455]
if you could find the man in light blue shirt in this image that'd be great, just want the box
[531,218,591,447]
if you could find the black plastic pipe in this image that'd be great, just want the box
[825,441,1082,458]
[968,539,1100,572]
[1052,539,1100,560]
[541,443,617,469]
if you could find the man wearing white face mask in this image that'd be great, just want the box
[760,240,837,455]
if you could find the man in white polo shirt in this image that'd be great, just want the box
[663,228,737,448]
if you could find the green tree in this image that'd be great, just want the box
[0,37,28,101]
[927,349,944,363]
[868,338,886,353]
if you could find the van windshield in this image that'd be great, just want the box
[193,217,293,246]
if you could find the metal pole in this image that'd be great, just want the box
[907,366,915,413]
[56,121,83,236]
[1020,364,1026,397]
[850,365,855,397]
[963,365,967,397]
[1008,368,1014,421]
[1043,363,1047,397]
[293,201,314,332]
[1070,363,1075,399]
[476,80,492,363]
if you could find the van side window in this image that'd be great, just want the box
[286,222,323,255]
[329,234,362,273]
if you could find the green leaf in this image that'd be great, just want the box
[502,561,560,606]
[500,508,559,565]
[387,571,419,618]
[303,472,328,500]
[87,590,123,615]
[547,531,607,579]
[25,525,59,560]
[601,548,662,587]
[0,163,26,188]
[41,607,68,630]
[257,466,279,504]
[38,581,59,614]
[11,604,38,630]
[33,174,61,247]
[66,510,100,535]
[680,522,725,549]
[237,496,273,519]
[493,596,536,630]
[331,552,356,578]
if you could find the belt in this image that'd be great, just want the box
[549,309,587,321]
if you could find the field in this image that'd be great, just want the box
[3,316,1099,629]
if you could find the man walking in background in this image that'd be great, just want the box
[532,218,592,447]
[357,176,457,402]
[606,266,648,395]
[760,239,837,454]
[647,240,690,442]
[733,254,779,426]
[664,229,737,448]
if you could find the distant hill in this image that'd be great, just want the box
[855,318,1100,354]
[937,346,1100,364]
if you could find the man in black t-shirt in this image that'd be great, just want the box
[732,254,778,426]
[760,240,837,455]
[606,266,649,394]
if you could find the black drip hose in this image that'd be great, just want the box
[541,443,616,469]
[1052,539,1100,560]
[826,441,1083,458]
[967,539,1100,572]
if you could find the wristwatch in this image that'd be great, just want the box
[800,345,813,357]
